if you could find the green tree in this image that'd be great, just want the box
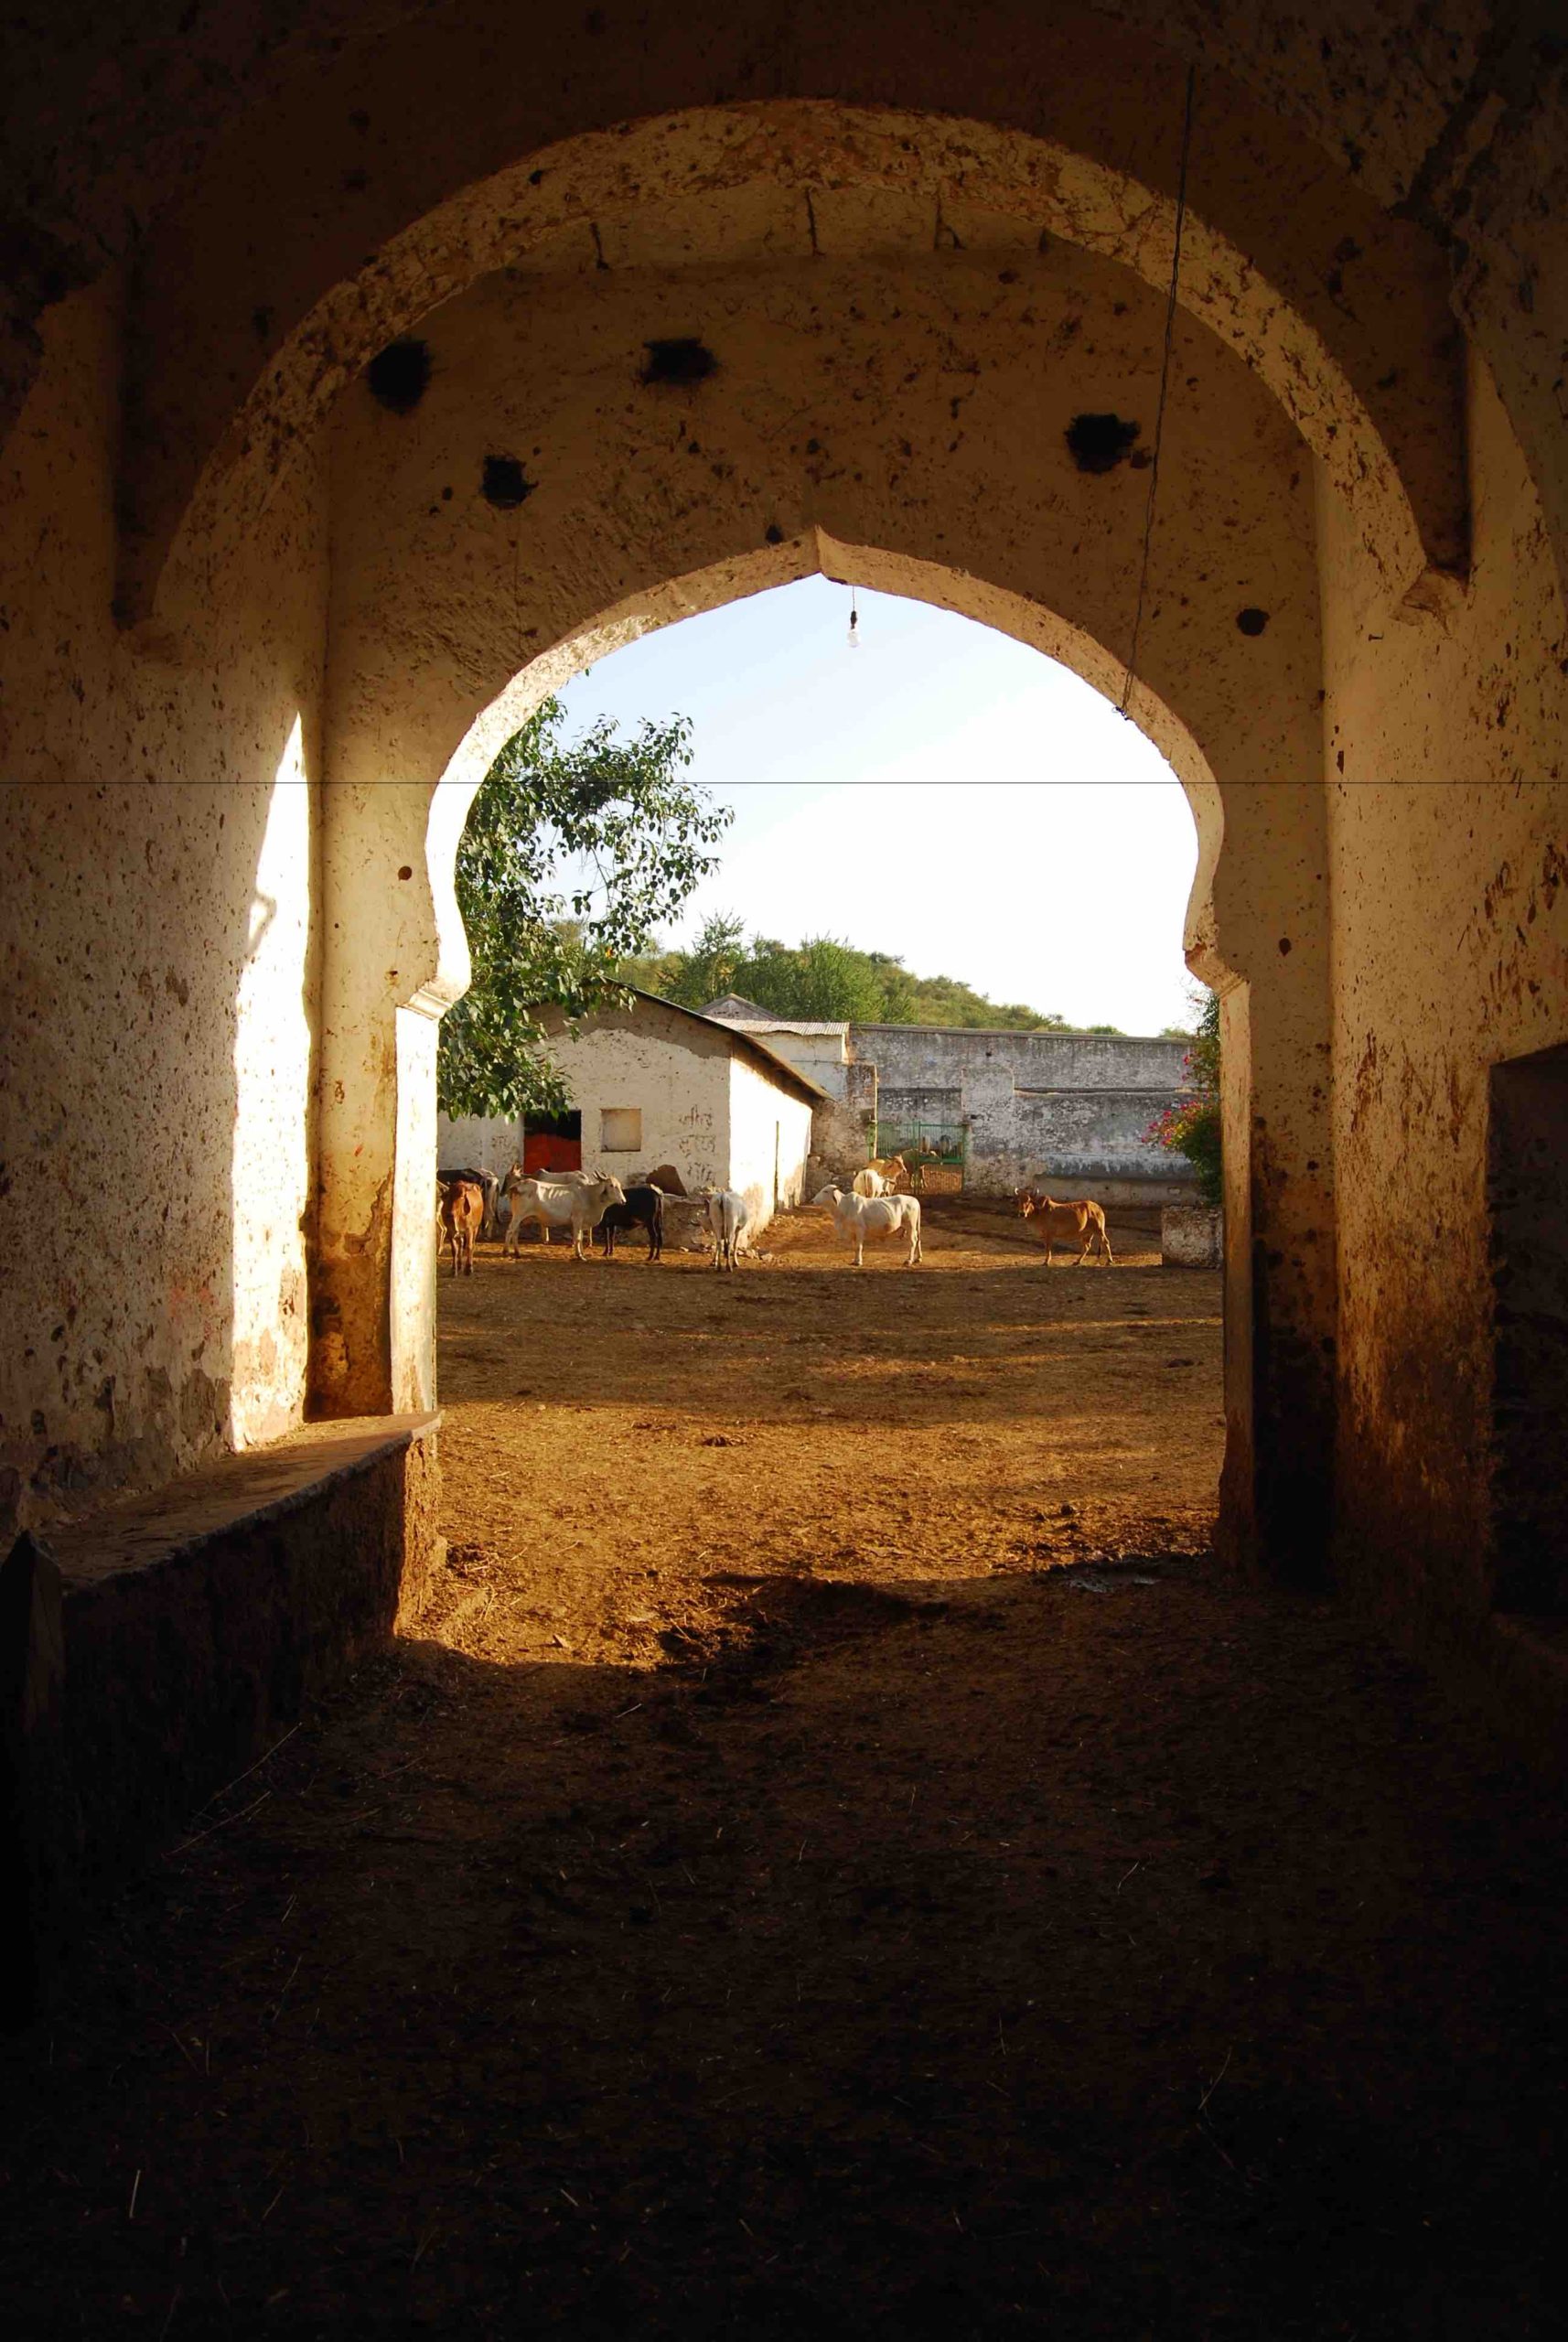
[437,698,730,1118]
[624,922,1089,1032]
[866,951,918,1022]
[663,910,748,1008]
[615,942,688,997]
[781,934,891,1020]
[900,967,1070,1029]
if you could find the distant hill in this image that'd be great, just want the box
[618,917,1129,1033]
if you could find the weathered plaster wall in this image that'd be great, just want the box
[864,1029,1191,1092]
[1321,356,1568,1638]
[860,1026,1193,1192]
[0,280,328,1539]
[744,1028,851,1092]
[727,1056,815,1232]
[324,237,1323,802]
[810,1064,879,1183]
[436,1113,523,1181]
[0,8,1509,596]
[88,70,1466,616]
[308,779,477,1420]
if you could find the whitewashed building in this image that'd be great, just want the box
[437,990,823,1235]
[698,994,875,1167]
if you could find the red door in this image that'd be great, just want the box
[523,1132,582,1176]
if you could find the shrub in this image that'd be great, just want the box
[1145,988,1222,1209]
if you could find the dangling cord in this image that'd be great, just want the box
[512,522,525,681]
[847,588,860,649]
[1120,64,1197,719]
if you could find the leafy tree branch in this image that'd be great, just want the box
[437,698,729,1119]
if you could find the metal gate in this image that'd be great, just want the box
[870,1117,968,1193]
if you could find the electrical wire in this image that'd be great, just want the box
[1120,64,1197,719]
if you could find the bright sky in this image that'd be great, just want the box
[556,576,1197,1035]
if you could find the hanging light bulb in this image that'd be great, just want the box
[847,589,861,650]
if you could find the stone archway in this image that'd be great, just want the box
[5,0,1568,2040]
[2,2,1565,1924]
[284,145,1347,1579]
[309,522,1334,1585]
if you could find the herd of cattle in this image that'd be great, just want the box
[435,1155,1116,1274]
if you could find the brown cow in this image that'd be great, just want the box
[437,1174,486,1277]
[853,1155,909,1197]
[1016,1187,1114,1267]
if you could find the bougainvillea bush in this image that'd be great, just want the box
[1145,988,1222,1208]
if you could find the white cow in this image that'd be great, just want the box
[502,1171,627,1261]
[700,1187,749,1271]
[852,1166,889,1198]
[813,1184,923,1268]
[499,1160,596,1245]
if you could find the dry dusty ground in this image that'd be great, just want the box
[2,1200,1564,2338]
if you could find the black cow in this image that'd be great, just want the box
[595,1183,665,1261]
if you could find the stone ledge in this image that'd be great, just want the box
[4,1414,441,2015]
[48,1414,440,1593]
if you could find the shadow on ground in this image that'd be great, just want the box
[1,1554,1563,2338]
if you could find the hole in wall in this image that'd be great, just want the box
[1236,607,1270,636]
[481,456,533,510]
[1065,413,1141,474]
[366,338,433,414]
[641,338,719,387]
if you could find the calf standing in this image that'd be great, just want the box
[436,1175,486,1276]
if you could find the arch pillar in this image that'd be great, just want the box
[309,778,477,1419]
[1191,779,1337,1585]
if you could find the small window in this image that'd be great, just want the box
[600,1106,642,1154]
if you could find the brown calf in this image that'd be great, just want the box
[437,1175,486,1277]
[1015,1187,1114,1267]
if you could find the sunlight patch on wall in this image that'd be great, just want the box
[229,723,314,1445]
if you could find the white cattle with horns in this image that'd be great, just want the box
[502,1171,627,1262]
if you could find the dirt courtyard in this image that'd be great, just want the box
[435,1198,1222,1673]
[2,1202,1563,2337]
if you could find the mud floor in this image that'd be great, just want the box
[2,1202,1563,2337]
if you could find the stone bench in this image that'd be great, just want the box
[3,1413,440,2012]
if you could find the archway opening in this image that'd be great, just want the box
[424,572,1227,1673]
